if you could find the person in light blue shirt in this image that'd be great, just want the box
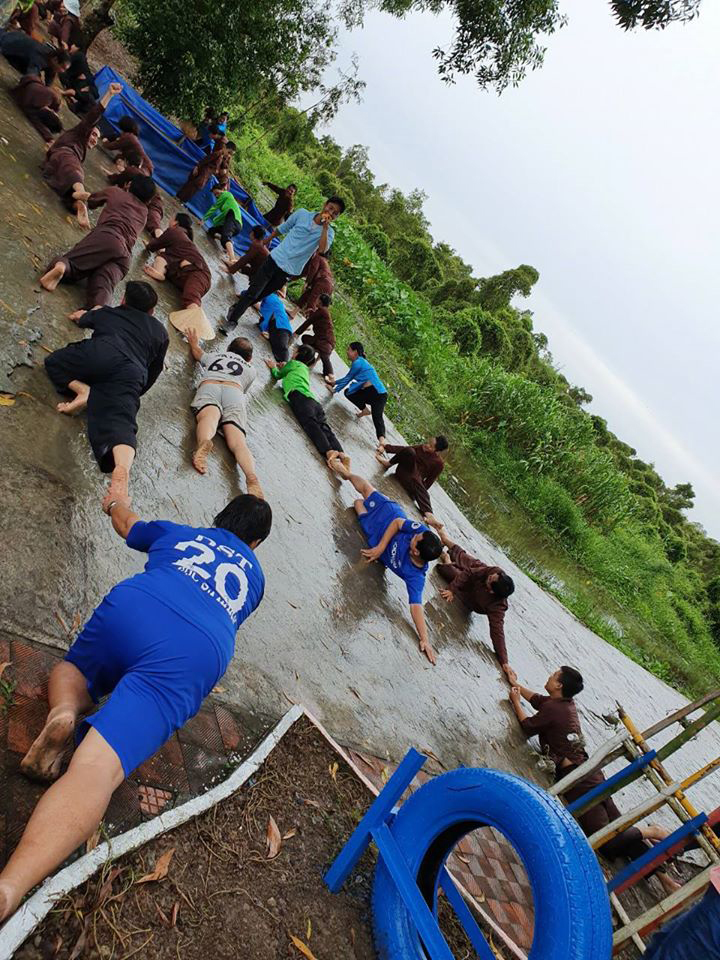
[258,292,292,363]
[329,458,442,665]
[222,195,345,333]
[329,341,388,447]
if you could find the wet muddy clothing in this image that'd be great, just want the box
[66,520,264,776]
[436,545,508,662]
[44,303,168,471]
[383,443,443,516]
[42,98,104,201]
[105,166,163,234]
[0,29,58,82]
[263,181,294,226]
[296,252,334,314]
[49,186,150,307]
[146,226,211,308]
[104,130,154,174]
[176,147,226,203]
[10,72,61,141]
[227,237,270,279]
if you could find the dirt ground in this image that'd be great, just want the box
[15,718,483,960]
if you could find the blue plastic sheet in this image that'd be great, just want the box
[94,66,275,257]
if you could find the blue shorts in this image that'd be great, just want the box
[65,584,228,776]
[358,491,405,548]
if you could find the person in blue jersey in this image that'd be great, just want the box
[258,290,292,363]
[221,195,345,333]
[330,458,442,664]
[0,493,271,922]
[328,341,388,448]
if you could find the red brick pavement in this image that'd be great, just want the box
[347,748,535,951]
[0,637,263,872]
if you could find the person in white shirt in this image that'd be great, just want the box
[185,329,262,497]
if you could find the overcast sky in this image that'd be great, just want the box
[313,2,720,538]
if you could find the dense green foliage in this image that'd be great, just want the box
[225,99,719,695]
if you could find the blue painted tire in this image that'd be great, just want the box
[372,767,612,959]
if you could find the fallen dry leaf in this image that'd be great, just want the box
[287,600,299,609]
[329,762,338,781]
[282,828,297,840]
[0,395,15,407]
[289,935,318,960]
[155,902,170,926]
[355,751,376,769]
[300,797,323,810]
[306,918,312,940]
[266,815,282,859]
[350,927,356,946]
[85,828,101,852]
[212,684,226,694]
[68,919,89,960]
[456,854,470,864]
[0,662,11,680]
[170,901,180,927]
[136,848,174,884]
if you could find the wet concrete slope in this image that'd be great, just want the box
[1,62,719,818]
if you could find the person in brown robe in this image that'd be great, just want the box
[15,1,41,37]
[0,28,69,82]
[144,213,211,308]
[10,72,63,142]
[100,156,164,238]
[225,225,269,276]
[39,176,156,313]
[47,2,81,48]
[102,116,153,174]
[424,512,513,664]
[176,141,233,204]
[262,181,296,226]
[506,666,678,890]
[376,436,448,516]
[294,293,335,380]
[292,250,334,317]
[41,81,122,227]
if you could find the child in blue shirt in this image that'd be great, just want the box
[329,341,388,447]
[2,494,272,924]
[258,291,292,363]
[330,458,442,664]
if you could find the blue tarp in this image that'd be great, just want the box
[94,66,275,258]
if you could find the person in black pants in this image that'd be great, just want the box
[265,344,348,467]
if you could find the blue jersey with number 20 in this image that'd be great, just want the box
[124,521,265,659]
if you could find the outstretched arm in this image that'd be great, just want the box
[186,327,204,363]
[504,666,537,702]
[105,500,139,540]
[409,604,436,665]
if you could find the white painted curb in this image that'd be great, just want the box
[0,705,303,959]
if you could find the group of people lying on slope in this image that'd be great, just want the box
[0,27,691,946]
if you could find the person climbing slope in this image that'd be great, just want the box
[328,341,388,447]
[376,435,449,516]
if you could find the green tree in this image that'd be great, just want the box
[122,0,337,118]
[477,265,539,312]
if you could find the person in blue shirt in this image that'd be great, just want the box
[328,341,388,448]
[330,458,442,665]
[0,494,271,923]
[258,291,292,362]
[221,195,345,333]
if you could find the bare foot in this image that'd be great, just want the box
[375,452,391,469]
[143,265,165,281]
[658,871,681,896]
[68,309,87,323]
[20,709,75,783]
[57,386,89,415]
[0,880,21,923]
[107,464,129,501]
[420,641,437,666]
[328,455,350,479]
[76,201,90,230]
[39,261,66,291]
[192,439,213,474]
[424,513,443,530]
[355,408,370,419]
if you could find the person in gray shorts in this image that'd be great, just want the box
[185,329,263,497]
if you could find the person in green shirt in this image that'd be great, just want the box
[204,186,243,262]
[265,344,348,468]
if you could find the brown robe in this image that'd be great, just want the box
[48,11,81,47]
[146,226,211,307]
[10,73,61,142]
[176,147,226,203]
[227,237,270,278]
[49,186,149,308]
[295,305,335,356]
[104,130,154,174]
[296,252,334,313]
[42,99,104,202]
[17,2,40,37]
[263,182,294,226]
[105,165,163,233]
[436,545,508,662]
